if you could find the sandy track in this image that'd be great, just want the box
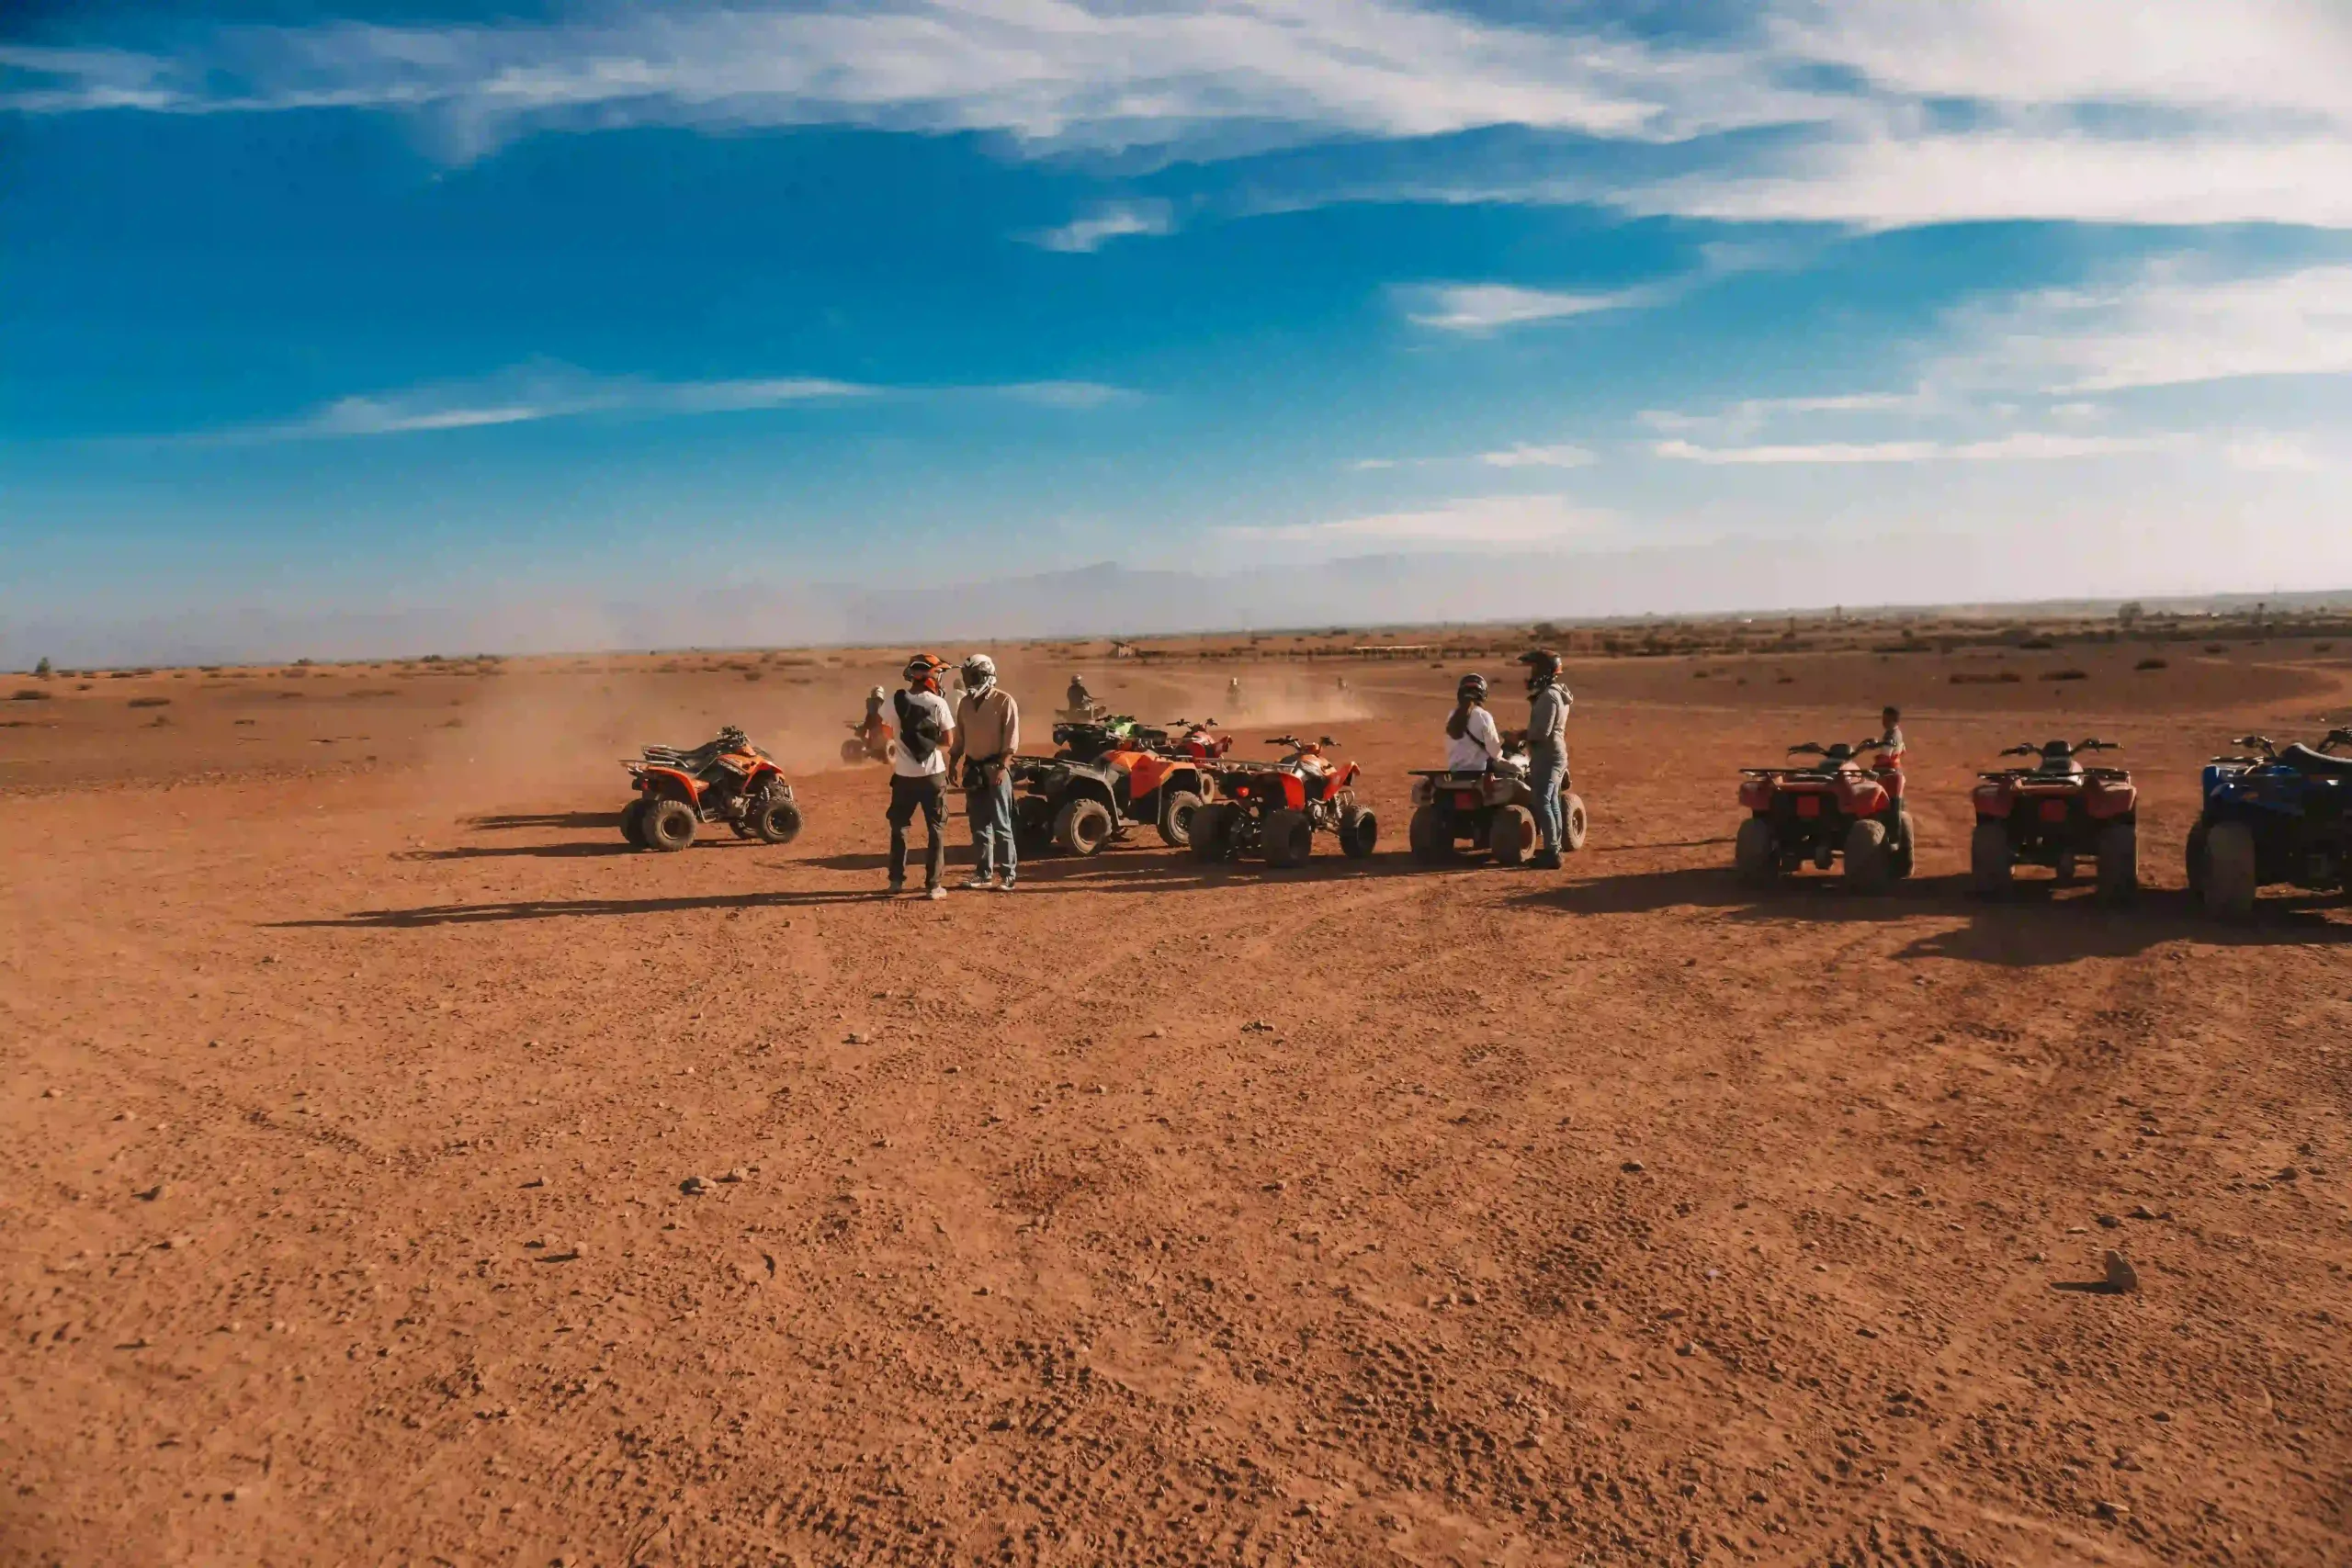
[5,656,2350,1566]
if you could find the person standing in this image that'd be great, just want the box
[886,653,956,899]
[1874,705,1906,769]
[1518,648,1573,869]
[951,653,1021,891]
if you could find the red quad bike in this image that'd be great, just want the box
[621,726,804,852]
[1970,739,2137,901]
[1189,735,1376,868]
[1408,741,1589,865]
[841,715,893,765]
[1735,739,1914,892]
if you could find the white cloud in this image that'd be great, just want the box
[1024,199,1174,253]
[1478,443,1594,469]
[1638,390,1926,438]
[1949,264,2352,394]
[2224,433,2331,472]
[187,365,1131,443]
[1654,433,2174,466]
[1229,492,1608,547]
[1408,283,1655,333]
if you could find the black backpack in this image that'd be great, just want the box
[893,689,943,761]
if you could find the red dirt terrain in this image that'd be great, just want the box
[5,642,2350,1567]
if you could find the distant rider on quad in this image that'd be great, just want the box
[864,684,888,735]
[1519,649,1573,869]
[1067,673,1092,712]
[1445,673,1507,773]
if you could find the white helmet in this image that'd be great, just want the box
[868,685,885,701]
[962,653,997,690]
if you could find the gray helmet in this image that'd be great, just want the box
[1518,648,1561,687]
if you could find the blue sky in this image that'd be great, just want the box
[5,2,2352,660]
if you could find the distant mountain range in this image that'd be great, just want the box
[11,540,2349,668]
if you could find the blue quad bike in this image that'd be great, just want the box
[2188,728,2352,918]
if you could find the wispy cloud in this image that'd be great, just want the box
[1407,282,1657,333]
[1638,391,1927,439]
[183,365,1129,444]
[1653,432,2176,466]
[1478,443,1594,469]
[1227,492,1608,547]
[1024,199,1174,253]
[2224,433,2333,473]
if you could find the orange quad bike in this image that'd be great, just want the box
[1011,716,1234,855]
[1189,734,1376,868]
[620,726,803,852]
[1969,739,2137,901]
[841,714,893,765]
[1735,738,1913,892]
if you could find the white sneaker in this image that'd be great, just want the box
[926,886,947,901]
[964,875,994,890]
[997,876,1017,892]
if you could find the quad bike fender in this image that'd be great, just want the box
[1835,774,1888,817]
[1737,776,1773,811]
[2084,777,2136,819]
[636,765,703,805]
[1971,780,2015,818]
[1125,753,1200,801]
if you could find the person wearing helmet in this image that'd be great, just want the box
[886,653,956,899]
[1066,672,1092,712]
[950,652,1021,891]
[1444,672,1504,773]
[1518,648,1573,869]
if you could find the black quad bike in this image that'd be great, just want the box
[1407,743,1589,864]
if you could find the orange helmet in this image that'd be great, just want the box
[902,651,947,682]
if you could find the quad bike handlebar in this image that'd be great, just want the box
[2000,739,2119,759]
[1265,734,1338,751]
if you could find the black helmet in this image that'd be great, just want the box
[1456,672,1488,701]
[1518,648,1561,685]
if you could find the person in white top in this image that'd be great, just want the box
[1444,673,1505,773]
[886,652,957,898]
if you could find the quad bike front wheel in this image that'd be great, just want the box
[620,796,650,848]
[1262,808,1315,868]
[2185,818,2211,897]
[2095,821,2137,903]
[1488,804,1535,866]
[840,738,868,765]
[1408,805,1456,863]
[643,797,697,853]
[1561,792,1589,853]
[1159,789,1204,849]
[1054,797,1115,857]
[1734,817,1777,887]
[1969,822,2012,895]
[1189,803,1233,863]
[1339,805,1378,859]
[1887,806,1916,880]
[2202,819,2258,919]
[751,794,804,846]
[1843,818,1891,893]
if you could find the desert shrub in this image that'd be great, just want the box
[2041,669,2090,682]
[2135,657,2168,671]
[1951,671,2024,685]
[2205,644,2225,654]
[128,696,170,708]
[11,687,52,701]
[2019,635,2057,650]
[33,658,51,677]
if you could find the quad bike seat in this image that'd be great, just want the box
[2033,757,2085,777]
[2279,743,2352,779]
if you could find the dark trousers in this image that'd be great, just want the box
[887,773,947,889]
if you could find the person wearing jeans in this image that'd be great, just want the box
[1518,648,1573,869]
[950,652,1021,890]
[886,653,956,899]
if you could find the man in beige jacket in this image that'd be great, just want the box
[950,653,1021,890]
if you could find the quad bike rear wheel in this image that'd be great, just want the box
[2185,818,2211,897]
[1843,818,1891,893]
[1159,789,1204,849]
[1262,808,1315,868]
[1189,802,1233,863]
[751,794,804,846]
[840,737,868,765]
[1338,805,1378,859]
[1054,797,1115,857]
[1734,817,1777,887]
[1488,804,1535,866]
[1014,795,1055,853]
[2202,819,2258,919]
[1887,806,1916,880]
[620,796,650,848]
[1969,822,2012,895]
[2094,821,2137,903]
[1408,805,1456,863]
[644,797,697,853]
[1562,792,1589,852]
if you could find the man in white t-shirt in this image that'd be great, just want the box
[886,653,957,899]
[1444,672,1505,773]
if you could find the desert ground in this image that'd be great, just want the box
[5,629,2349,1567]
